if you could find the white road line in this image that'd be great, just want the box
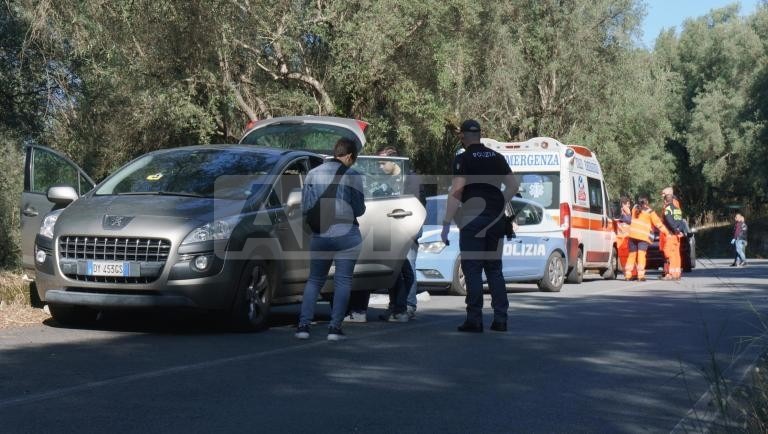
[0,316,456,410]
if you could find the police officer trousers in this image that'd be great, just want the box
[458,214,509,324]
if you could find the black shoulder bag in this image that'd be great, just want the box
[305,163,349,234]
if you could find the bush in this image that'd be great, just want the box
[0,131,23,269]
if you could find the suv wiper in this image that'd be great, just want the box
[116,191,207,198]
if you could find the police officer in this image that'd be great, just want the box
[441,119,519,332]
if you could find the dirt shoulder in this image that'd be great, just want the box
[0,271,50,329]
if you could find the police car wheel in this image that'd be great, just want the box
[450,256,467,296]
[538,253,565,292]
[566,248,584,284]
[601,247,618,280]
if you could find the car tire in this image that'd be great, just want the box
[230,261,273,332]
[566,248,584,284]
[683,236,696,272]
[538,252,565,292]
[48,304,98,327]
[450,255,467,296]
[601,247,618,280]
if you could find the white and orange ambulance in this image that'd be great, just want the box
[483,137,618,283]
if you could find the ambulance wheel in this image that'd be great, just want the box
[538,252,565,292]
[450,256,467,296]
[601,247,618,280]
[566,248,584,284]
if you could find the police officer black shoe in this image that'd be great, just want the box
[490,321,507,332]
[457,321,483,333]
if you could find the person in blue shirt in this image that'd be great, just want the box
[295,138,366,341]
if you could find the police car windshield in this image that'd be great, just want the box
[516,172,560,210]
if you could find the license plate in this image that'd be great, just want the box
[87,261,129,276]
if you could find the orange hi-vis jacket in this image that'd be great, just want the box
[629,207,669,243]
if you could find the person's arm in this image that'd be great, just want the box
[443,176,465,225]
[663,207,680,233]
[652,211,670,236]
[502,172,519,203]
[349,172,366,217]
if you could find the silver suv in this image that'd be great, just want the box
[21,117,425,330]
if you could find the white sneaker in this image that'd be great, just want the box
[368,293,389,305]
[343,311,367,323]
[416,291,431,302]
[327,327,347,341]
[380,312,409,323]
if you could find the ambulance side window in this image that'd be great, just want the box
[587,177,604,215]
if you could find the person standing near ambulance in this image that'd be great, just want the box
[659,186,683,278]
[662,193,684,280]
[441,119,519,332]
[616,197,632,275]
[625,196,670,281]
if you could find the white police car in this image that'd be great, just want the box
[415,195,567,295]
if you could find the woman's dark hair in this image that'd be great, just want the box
[633,196,649,218]
[376,145,399,157]
[620,196,631,206]
[334,137,359,158]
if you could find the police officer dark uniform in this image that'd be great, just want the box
[441,119,519,332]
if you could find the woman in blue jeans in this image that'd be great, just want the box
[731,213,748,267]
[296,138,366,341]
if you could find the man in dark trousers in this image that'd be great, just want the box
[441,119,518,332]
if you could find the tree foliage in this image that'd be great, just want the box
[2,0,768,267]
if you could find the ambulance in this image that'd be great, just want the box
[482,137,618,283]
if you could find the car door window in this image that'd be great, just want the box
[510,200,543,226]
[353,156,408,198]
[30,148,94,195]
[587,177,604,215]
[268,159,307,208]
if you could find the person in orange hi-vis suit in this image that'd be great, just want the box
[616,197,632,275]
[659,186,683,278]
[624,196,670,281]
[661,193,684,280]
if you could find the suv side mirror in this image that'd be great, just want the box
[47,185,79,206]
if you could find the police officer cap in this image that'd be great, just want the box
[460,119,481,133]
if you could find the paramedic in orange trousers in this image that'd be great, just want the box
[616,197,632,276]
[659,186,683,278]
[661,193,684,280]
[625,196,670,281]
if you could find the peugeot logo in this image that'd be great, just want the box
[102,215,134,230]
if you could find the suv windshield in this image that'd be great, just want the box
[96,148,279,198]
[240,123,361,152]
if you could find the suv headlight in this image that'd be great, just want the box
[419,241,446,254]
[39,209,64,239]
[182,216,241,245]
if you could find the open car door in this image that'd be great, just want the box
[351,156,426,291]
[20,145,94,278]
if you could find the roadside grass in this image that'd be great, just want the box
[697,309,768,434]
[687,217,768,432]
[0,270,48,328]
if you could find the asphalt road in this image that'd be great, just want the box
[1,258,767,433]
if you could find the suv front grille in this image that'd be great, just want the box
[58,236,172,283]
[59,236,171,262]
